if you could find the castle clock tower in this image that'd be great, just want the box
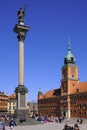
[61,38,79,118]
[61,38,79,95]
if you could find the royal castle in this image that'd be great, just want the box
[38,38,87,118]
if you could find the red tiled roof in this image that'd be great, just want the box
[38,82,87,99]
[0,92,8,97]
[9,93,16,99]
[44,89,55,98]
[4,93,8,97]
[39,88,61,99]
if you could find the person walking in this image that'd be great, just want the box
[9,118,17,130]
[0,118,5,130]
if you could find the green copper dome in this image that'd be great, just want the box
[64,37,75,65]
[38,88,43,97]
[38,88,42,93]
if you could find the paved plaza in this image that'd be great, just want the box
[5,120,87,130]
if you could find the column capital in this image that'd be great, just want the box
[17,32,26,42]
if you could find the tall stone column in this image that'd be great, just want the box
[13,8,30,118]
[18,32,25,86]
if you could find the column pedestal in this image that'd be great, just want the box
[14,85,28,118]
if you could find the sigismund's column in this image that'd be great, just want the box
[13,8,30,118]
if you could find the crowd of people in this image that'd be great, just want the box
[0,116,17,130]
[53,115,83,130]
[63,123,80,130]
[62,118,83,130]
[31,114,53,122]
[0,113,84,130]
[55,116,64,123]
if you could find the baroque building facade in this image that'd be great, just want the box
[38,39,87,118]
[0,92,8,114]
[8,93,17,114]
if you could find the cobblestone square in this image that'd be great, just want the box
[5,120,87,130]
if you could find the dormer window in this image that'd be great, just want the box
[76,88,80,92]
[72,75,74,78]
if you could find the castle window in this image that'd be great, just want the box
[74,101,76,105]
[79,95,82,99]
[72,75,74,78]
[78,104,81,109]
[73,110,76,113]
[72,84,75,86]
[76,88,80,92]
[84,104,87,109]
[85,112,87,116]
[84,95,87,99]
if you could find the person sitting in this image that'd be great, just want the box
[74,123,79,130]
[80,119,82,124]
[64,123,69,130]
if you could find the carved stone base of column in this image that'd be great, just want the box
[14,85,29,119]
[14,109,29,119]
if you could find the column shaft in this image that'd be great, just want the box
[18,40,24,85]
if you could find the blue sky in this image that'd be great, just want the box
[0,0,87,102]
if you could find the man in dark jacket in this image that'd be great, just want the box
[9,118,17,130]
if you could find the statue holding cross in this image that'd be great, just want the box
[17,8,25,22]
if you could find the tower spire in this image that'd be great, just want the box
[64,37,75,65]
[68,36,71,52]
